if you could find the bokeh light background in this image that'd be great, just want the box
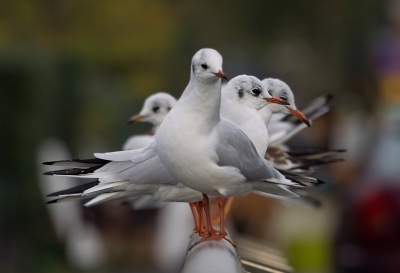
[2,1,400,272]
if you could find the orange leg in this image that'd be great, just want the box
[196,201,208,236]
[188,195,236,250]
[202,194,218,236]
[189,202,199,233]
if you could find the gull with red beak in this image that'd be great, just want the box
[127,92,177,127]
[124,92,176,150]
[220,75,289,157]
[156,49,300,246]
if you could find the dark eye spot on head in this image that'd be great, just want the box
[251,88,262,96]
[152,106,160,113]
[201,64,208,69]
[167,107,171,111]
[238,89,244,98]
[192,64,195,74]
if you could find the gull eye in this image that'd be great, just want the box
[201,64,208,69]
[251,88,262,96]
[152,106,160,113]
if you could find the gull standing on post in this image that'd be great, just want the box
[156,48,296,244]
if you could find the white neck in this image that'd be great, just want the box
[178,74,222,132]
[259,105,274,126]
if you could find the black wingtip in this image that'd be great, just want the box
[43,158,110,166]
[46,192,58,197]
[46,199,59,204]
[43,161,55,166]
[316,179,326,185]
[43,165,103,176]
[46,180,99,197]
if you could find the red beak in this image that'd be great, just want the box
[287,107,311,127]
[265,96,290,105]
[128,114,146,124]
[213,70,228,81]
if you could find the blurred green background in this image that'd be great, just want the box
[1,1,397,272]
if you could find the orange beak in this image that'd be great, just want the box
[128,114,146,124]
[287,107,311,127]
[265,96,290,105]
[213,70,229,80]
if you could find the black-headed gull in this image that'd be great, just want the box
[155,48,301,244]
[123,92,176,150]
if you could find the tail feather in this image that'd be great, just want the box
[251,183,299,197]
[286,148,346,159]
[44,165,103,176]
[46,195,92,204]
[83,181,129,196]
[43,158,110,168]
[46,180,100,197]
[288,158,344,171]
[279,170,325,185]
[84,192,131,207]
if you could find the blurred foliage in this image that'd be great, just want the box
[0,0,388,272]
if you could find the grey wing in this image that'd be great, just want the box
[94,142,178,185]
[49,142,179,185]
[215,120,282,181]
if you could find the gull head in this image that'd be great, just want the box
[128,92,177,126]
[191,48,228,83]
[262,78,310,127]
[223,75,273,110]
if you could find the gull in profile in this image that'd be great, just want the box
[123,92,176,150]
[155,48,303,244]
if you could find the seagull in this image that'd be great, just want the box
[155,48,306,244]
[123,92,177,150]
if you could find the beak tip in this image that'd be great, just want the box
[128,114,145,124]
[214,70,228,81]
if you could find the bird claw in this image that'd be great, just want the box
[188,233,236,251]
